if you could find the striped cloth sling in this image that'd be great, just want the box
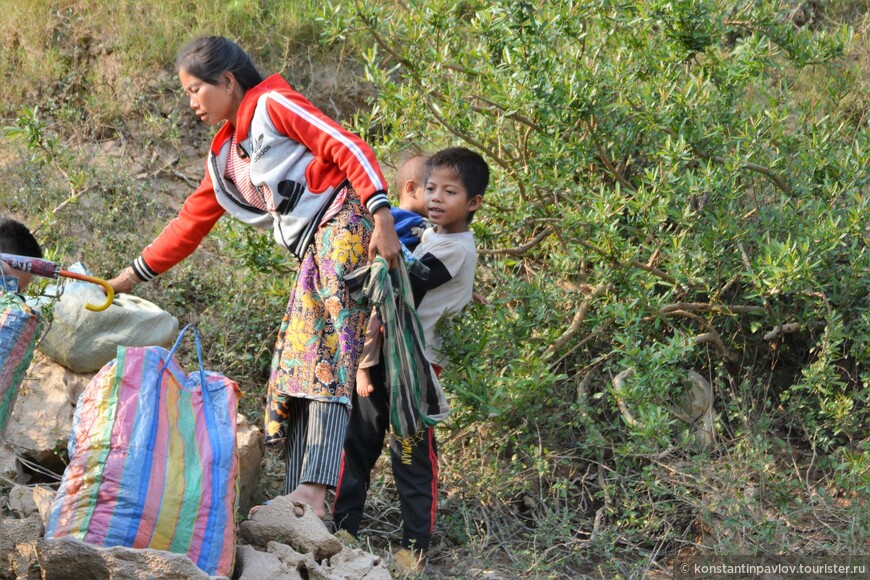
[348,256,450,437]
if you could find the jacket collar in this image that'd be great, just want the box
[210,74,291,154]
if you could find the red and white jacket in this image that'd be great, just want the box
[132,74,389,281]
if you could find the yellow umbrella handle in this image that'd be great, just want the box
[58,270,115,312]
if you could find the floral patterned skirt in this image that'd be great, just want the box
[264,195,373,444]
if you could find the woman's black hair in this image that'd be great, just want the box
[176,36,263,91]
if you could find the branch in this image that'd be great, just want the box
[611,368,637,427]
[763,322,801,341]
[442,62,480,77]
[654,308,710,328]
[576,368,597,404]
[479,227,554,256]
[587,118,637,193]
[575,238,700,289]
[544,284,611,357]
[550,330,611,373]
[660,302,766,315]
[695,149,792,195]
[652,306,740,361]
[624,98,792,195]
[470,94,539,131]
[693,330,739,362]
[627,258,685,287]
[48,184,96,217]
[359,12,414,69]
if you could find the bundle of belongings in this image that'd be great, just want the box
[1,256,240,577]
[33,262,178,373]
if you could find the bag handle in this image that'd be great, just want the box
[160,323,208,397]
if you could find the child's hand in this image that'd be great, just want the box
[356,367,375,398]
[472,290,489,305]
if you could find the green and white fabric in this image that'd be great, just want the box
[347,257,450,437]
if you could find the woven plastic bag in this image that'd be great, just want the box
[45,324,240,577]
[0,291,42,436]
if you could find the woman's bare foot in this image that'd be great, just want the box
[247,483,331,519]
[286,482,328,519]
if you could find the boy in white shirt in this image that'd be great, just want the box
[334,147,489,573]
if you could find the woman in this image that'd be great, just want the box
[108,36,399,518]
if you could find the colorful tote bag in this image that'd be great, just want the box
[45,324,241,577]
[0,291,42,436]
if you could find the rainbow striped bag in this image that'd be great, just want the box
[0,291,42,436]
[45,324,240,577]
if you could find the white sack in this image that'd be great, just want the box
[34,264,178,373]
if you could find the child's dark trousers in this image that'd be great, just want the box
[333,360,438,552]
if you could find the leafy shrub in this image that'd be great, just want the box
[322,0,868,574]
[0,0,866,575]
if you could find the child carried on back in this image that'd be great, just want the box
[0,218,44,435]
[355,152,431,396]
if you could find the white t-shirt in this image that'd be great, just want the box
[411,228,477,365]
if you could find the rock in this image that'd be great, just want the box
[36,536,226,580]
[236,414,264,515]
[0,513,42,579]
[235,545,302,580]
[236,543,385,580]
[323,546,391,580]
[0,443,22,483]
[685,371,715,448]
[239,497,342,561]
[35,537,109,580]
[469,569,507,579]
[32,485,56,530]
[3,354,94,473]
[6,485,39,518]
[267,542,330,580]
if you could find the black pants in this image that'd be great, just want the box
[333,360,438,552]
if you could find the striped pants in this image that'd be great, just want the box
[282,398,350,492]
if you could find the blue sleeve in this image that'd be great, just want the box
[391,208,427,250]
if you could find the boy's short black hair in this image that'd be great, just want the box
[425,147,489,199]
[0,217,42,258]
[424,147,489,222]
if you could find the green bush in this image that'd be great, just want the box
[0,0,866,575]
[322,0,868,574]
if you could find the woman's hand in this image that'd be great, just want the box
[369,207,400,268]
[105,267,142,295]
